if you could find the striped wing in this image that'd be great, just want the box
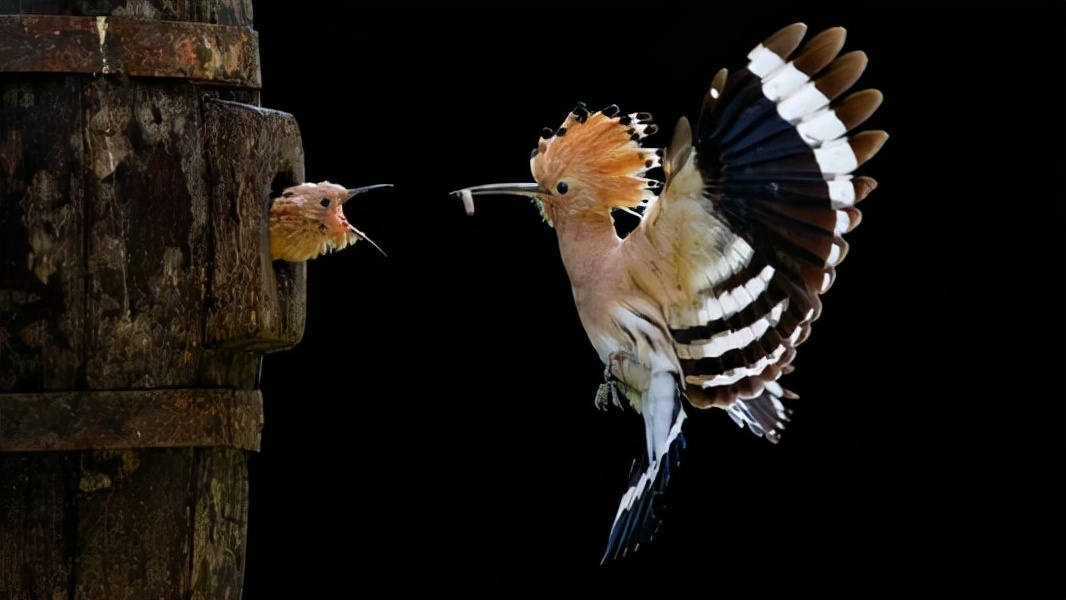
[637,23,886,441]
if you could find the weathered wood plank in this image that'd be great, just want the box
[203,98,306,352]
[106,0,255,27]
[70,447,253,599]
[0,75,86,393]
[73,448,195,599]
[0,15,261,87]
[0,2,300,598]
[190,447,250,600]
[0,452,76,599]
[0,0,254,25]
[0,389,264,452]
[81,80,212,389]
[197,350,263,389]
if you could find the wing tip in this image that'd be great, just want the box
[763,23,809,58]
[851,130,889,166]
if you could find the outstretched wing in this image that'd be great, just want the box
[632,23,886,439]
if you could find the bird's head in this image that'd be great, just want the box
[453,103,662,227]
[268,181,390,262]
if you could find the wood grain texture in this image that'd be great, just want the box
[0,453,76,599]
[0,389,264,452]
[82,80,211,390]
[0,75,87,393]
[0,0,253,25]
[0,2,301,597]
[0,15,261,86]
[203,97,307,352]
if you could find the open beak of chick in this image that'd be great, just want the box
[335,184,391,257]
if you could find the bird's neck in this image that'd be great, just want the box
[553,212,622,288]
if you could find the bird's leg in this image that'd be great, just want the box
[595,351,648,411]
[595,361,624,411]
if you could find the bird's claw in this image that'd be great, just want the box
[595,362,625,411]
[595,381,625,411]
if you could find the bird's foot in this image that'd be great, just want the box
[594,361,626,411]
[595,381,625,411]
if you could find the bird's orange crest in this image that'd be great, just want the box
[530,103,662,217]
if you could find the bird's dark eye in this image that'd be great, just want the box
[320,198,331,207]
[556,181,569,195]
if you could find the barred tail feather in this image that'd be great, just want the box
[602,405,687,563]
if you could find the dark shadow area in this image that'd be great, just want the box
[244,2,1064,597]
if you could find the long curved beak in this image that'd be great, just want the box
[343,183,393,203]
[450,182,548,215]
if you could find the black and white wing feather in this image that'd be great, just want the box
[602,22,886,563]
[645,23,887,439]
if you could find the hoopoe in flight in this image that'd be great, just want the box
[453,23,887,561]
[269,181,390,262]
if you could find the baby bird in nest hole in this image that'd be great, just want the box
[269,181,390,262]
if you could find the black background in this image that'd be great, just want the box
[245,2,1063,597]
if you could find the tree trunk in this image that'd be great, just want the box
[0,2,306,598]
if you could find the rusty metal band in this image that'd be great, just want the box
[0,14,261,87]
[0,389,264,452]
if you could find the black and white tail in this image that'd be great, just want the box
[602,389,687,563]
